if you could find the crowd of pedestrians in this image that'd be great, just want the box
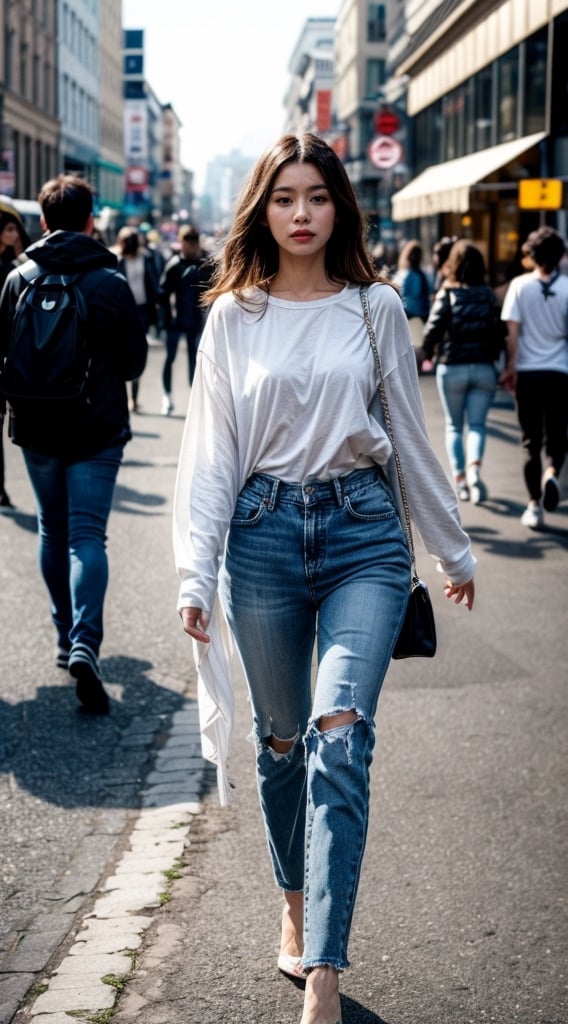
[0,177,566,613]
[379,226,568,532]
[0,147,566,1024]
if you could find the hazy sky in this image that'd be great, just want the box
[122,0,338,190]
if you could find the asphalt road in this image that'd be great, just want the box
[1,345,567,1024]
[0,339,211,1020]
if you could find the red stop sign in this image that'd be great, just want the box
[375,108,400,135]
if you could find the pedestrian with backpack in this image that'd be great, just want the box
[0,175,148,714]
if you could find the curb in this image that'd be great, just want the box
[17,701,206,1023]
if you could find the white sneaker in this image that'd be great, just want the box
[161,394,173,416]
[521,503,543,529]
[467,465,487,505]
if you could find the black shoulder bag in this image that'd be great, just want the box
[360,286,437,659]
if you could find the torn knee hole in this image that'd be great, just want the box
[267,733,296,754]
[317,710,358,733]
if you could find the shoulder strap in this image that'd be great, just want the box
[18,259,44,285]
[18,259,84,289]
[359,286,417,574]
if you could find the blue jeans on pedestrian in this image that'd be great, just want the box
[436,362,497,477]
[219,467,410,970]
[23,444,123,659]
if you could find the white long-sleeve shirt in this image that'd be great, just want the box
[173,282,476,802]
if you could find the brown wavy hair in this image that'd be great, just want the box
[444,239,487,286]
[203,133,384,308]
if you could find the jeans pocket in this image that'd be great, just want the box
[231,492,268,527]
[344,482,398,522]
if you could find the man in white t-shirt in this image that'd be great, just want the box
[501,227,568,529]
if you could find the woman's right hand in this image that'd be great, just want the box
[180,606,210,643]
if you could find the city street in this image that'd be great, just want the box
[1,340,567,1024]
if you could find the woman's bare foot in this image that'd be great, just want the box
[280,890,303,958]
[300,966,341,1024]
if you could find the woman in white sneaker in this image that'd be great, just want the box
[500,227,568,529]
[421,240,505,504]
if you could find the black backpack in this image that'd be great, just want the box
[1,260,93,403]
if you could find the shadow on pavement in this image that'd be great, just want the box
[0,655,187,810]
[342,994,393,1023]
[0,507,37,533]
[112,478,167,514]
[468,513,568,557]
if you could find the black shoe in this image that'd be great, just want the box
[69,658,109,715]
[543,474,560,512]
[0,491,15,511]
[56,647,70,670]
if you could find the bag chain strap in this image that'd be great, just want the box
[359,286,417,575]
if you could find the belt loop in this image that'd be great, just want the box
[332,477,343,506]
[267,477,281,511]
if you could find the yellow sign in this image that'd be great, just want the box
[518,179,563,210]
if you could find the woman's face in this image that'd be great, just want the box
[0,221,21,253]
[264,161,336,260]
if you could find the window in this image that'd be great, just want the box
[33,54,40,104]
[442,83,468,160]
[497,48,519,142]
[35,140,42,194]
[62,74,69,123]
[414,100,443,174]
[474,64,494,151]
[44,63,52,116]
[366,58,385,99]
[368,4,386,43]
[20,42,28,96]
[524,29,547,135]
[5,27,14,89]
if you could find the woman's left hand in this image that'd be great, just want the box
[444,578,475,610]
[180,605,211,642]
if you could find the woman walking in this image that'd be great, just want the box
[422,239,505,503]
[116,226,159,412]
[173,133,476,1024]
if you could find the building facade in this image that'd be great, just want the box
[283,17,336,138]
[57,0,99,180]
[160,102,183,219]
[333,0,392,238]
[201,149,255,233]
[123,28,184,225]
[0,0,59,199]
[389,0,568,281]
[96,0,124,211]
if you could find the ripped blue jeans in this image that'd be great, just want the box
[219,468,410,970]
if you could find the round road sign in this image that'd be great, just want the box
[368,136,403,170]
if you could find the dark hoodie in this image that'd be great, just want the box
[0,230,148,457]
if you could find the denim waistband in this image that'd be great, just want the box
[245,467,385,510]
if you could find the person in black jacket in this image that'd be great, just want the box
[116,226,160,413]
[421,239,506,504]
[0,175,148,714]
[158,225,212,415]
[0,204,31,509]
